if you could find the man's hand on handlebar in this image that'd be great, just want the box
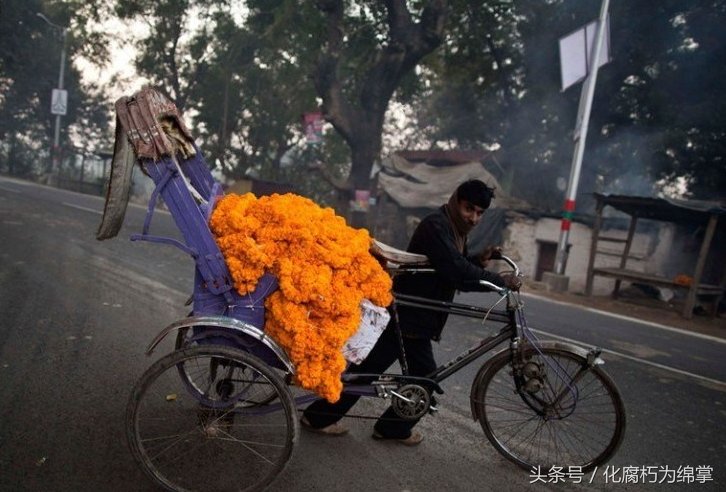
[501,273,522,291]
[478,253,523,292]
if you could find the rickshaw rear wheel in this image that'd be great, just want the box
[127,345,298,492]
[175,327,280,408]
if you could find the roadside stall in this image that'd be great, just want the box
[585,193,726,319]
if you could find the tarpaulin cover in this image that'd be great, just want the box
[378,154,505,209]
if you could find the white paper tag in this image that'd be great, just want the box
[342,299,390,364]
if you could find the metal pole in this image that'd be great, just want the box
[554,0,610,275]
[37,13,67,175]
[53,29,67,174]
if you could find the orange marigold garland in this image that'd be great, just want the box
[209,193,392,402]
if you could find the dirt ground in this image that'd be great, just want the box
[524,281,726,340]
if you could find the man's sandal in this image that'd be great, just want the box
[300,416,349,436]
[372,430,424,446]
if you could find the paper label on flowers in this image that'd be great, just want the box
[343,300,390,364]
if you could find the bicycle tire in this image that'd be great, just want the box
[471,347,625,472]
[127,345,298,492]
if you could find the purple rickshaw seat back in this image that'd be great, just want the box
[140,158,285,368]
[140,158,233,296]
[193,272,279,327]
[190,273,285,369]
[106,87,286,367]
[140,156,280,321]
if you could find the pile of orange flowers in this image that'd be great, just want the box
[209,193,392,402]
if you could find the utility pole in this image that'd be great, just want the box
[37,13,68,177]
[553,0,611,277]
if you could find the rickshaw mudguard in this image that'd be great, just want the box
[469,340,605,422]
[146,315,295,375]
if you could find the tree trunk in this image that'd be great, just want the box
[313,0,447,229]
[348,126,382,228]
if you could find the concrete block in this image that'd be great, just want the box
[542,272,570,292]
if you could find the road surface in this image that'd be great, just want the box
[0,175,723,491]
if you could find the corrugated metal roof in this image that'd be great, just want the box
[594,193,726,224]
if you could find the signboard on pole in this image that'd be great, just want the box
[551,0,611,280]
[303,112,324,145]
[51,89,68,115]
[559,15,611,91]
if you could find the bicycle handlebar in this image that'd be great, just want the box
[479,254,521,294]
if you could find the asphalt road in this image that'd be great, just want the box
[0,175,724,491]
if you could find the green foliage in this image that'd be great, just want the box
[422,0,726,207]
[24,0,718,209]
[0,0,110,175]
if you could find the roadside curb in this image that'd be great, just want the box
[522,291,726,343]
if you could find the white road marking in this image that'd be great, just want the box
[1,176,170,214]
[0,185,21,194]
[523,292,726,345]
[63,198,170,216]
[0,176,34,186]
[62,202,102,215]
[530,327,726,387]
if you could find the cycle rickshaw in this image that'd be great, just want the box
[100,89,625,492]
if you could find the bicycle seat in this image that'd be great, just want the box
[370,240,430,266]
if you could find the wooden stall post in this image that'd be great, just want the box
[612,214,639,298]
[585,199,605,296]
[683,214,719,319]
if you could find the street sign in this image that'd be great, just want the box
[559,15,611,91]
[51,89,68,115]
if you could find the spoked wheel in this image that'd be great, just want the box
[471,347,625,472]
[175,328,280,408]
[127,346,298,492]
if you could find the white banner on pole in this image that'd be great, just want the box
[559,15,611,91]
[51,89,68,115]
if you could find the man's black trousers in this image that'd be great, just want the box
[302,323,437,439]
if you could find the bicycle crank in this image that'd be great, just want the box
[391,384,431,420]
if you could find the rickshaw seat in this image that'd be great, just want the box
[370,239,430,266]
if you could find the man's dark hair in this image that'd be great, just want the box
[456,179,496,209]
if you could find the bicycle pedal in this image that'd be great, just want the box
[428,404,439,414]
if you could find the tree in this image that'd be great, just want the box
[114,0,224,111]
[243,1,448,222]
[310,0,447,225]
[419,0,726,210]
[190,12,320,181]
[597,0,726,200]
[106,0,725,216]
[115,1,332,188]
[0,0,109,176]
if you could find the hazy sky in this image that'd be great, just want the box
[75,4,251,103]
[74,18,150,102]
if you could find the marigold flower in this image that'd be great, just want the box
[210,193,392,402]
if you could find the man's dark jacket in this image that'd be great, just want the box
[393,206,504,341]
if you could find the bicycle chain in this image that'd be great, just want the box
[301,409,433,422]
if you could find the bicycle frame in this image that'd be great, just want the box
[232,287,521,415]
[337,283,521,400]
